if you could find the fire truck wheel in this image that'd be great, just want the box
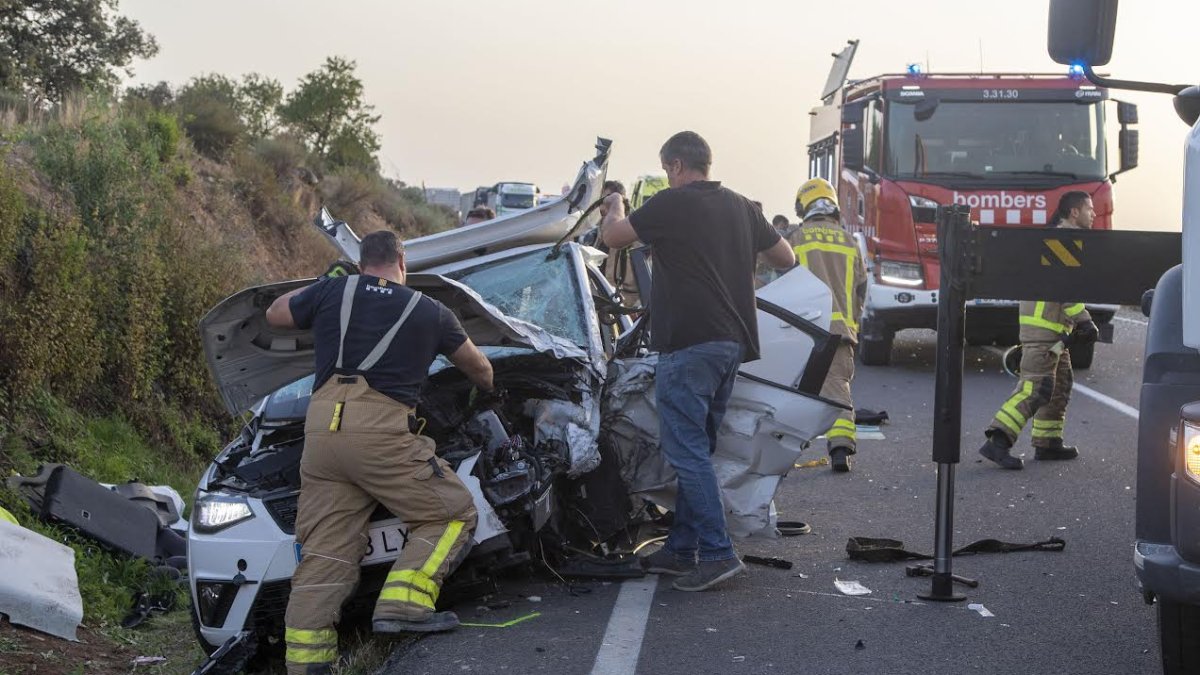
[858,332,894,366]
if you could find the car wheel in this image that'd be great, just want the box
[858,331,894,366]
[1158,598,1200,674]
[1069,342,1095,370]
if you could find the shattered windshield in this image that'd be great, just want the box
[263,374,315,422]
[500,193,536,209]
[886,101,1107,182]
[447,249,589,347]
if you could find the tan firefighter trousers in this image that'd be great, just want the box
[821,342,857,452]
[283,376,477,674]
[988,341,1073,447]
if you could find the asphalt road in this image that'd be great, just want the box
[381,308,1158,675]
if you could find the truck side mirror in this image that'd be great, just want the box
[1047,0,1118,67]
[1117,101,1138,125]
[1119,128,1139,173]
[841,102,866,173]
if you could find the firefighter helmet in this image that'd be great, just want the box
[795,178,838,217]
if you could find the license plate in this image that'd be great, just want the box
[294,518,411,566]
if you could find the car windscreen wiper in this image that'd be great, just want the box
[993,169,1081,180]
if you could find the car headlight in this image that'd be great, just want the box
[908,195,939,209]
[1182,421,1200,484]
[194,493,254,533]
[878,260,924,287]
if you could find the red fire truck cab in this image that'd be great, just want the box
[809,42,1138,366]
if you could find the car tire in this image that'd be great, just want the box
[1159,598,1200,674]
[1069,341,1095,370]
[859,331,894,366]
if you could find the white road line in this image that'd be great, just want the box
[590,575,659,675]
[1112,316,1148,326]
[1073,382,1140,420]
[983,346,1139,420]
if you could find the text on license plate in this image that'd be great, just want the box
[294,518,410,566]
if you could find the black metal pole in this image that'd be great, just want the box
[919,205,970,602]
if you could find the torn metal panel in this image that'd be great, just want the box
[603,267,842,537]
[523,390,602,477]
[0,519,83,641]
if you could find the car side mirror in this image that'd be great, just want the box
[914,98,939,122]
[1117,101,1138,125]
[1048,0,1118,66]
[841,102,866,172]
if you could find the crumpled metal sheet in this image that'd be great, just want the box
[0,520,83,641]
[524,390,602,477]
[604,356,839,536]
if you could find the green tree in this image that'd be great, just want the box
[237,73,283,138]
[278,56,380,165]
[176,74,244,159]
[0,0,158,103]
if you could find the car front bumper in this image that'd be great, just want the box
[1135,540,1200,605]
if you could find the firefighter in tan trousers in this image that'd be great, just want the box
[978,191,1100,470]
[790,178,867,472]
[266,230,492,674]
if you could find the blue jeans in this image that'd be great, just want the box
[656,340,743,563]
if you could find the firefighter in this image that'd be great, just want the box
[265,230,491,674]
[978,191,1099,470]
[792,178,867,472]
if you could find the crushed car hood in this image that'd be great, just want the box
[199,273,587,416]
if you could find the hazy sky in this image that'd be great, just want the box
[121,0,1194,230]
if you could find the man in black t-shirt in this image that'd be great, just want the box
[265,231,495,674]
[600,131,795,592]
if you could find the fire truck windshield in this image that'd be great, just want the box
[884,100,1107,184]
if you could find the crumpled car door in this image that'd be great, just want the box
[604,265,845,536]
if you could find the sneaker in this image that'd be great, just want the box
[978,434,1023,470]
[1034,443,1079,461]
[671,557,746,592]
[373,611,460,634]
[640,547,696,576]
[830,447,853,473]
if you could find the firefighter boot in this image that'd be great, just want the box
[1034,439,1079,461]
[830,446,854,473]
[979,431,1023,470]
[373,612,461,634]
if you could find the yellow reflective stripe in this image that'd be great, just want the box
[329,401,344,431]
[794,242,858,257]
[1031,427,1064,438]
[994,409,1023,435]
[1064,303,1087,317]
[827,427,857,439]
[286,646,338,664]
[285,627,337,645]
[830,312,860,332]
[999,381,1034,429]
[378,586,435,609]
[387,569,439,598]
[832,419,856,430]
[420,520,465,578]
[1032,420,1064,429]
[796,241,859,330]
[1019,315,1067,333]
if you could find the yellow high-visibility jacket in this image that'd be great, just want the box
[1018,300,1092,343]
[789,215,867,343]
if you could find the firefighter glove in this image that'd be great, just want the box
[1069,320,1099,347]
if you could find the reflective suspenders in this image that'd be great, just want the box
[793,225,860,331]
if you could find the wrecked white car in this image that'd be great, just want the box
[187,141,845,662]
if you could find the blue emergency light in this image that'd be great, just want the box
[907,63,923,76]
[1068,63,1086,79]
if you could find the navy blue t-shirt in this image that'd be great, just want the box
[289,275,468,406]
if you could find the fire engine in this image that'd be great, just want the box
[809,41,1139,366]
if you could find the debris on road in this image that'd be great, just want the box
[855,639,866,651]
[834,579,872,596]
[795,457,830,469]
[968,603,996,618]
[0,519,83,641]
[460,612,541,629]
[526,596,542,603]
[733,655,746,662]
[776,520,812,536]
[744,555,793,570]
[132,655,167,666]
